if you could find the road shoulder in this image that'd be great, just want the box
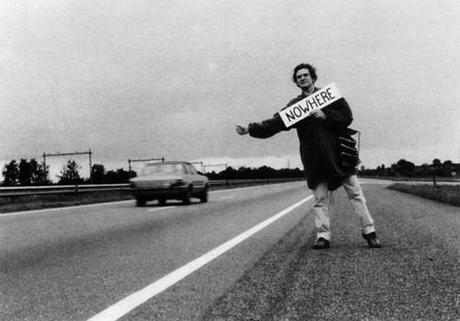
[202,184,459,321]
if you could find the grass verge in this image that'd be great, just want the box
[387,183,460,207]
[0,191,133,213]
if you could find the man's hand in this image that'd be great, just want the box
[310,109,326,120]
[236,125,249,135]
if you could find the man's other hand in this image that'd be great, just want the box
[310,109,326,120]
[236,125,249,135]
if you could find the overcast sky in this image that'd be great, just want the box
[1,0,459,177]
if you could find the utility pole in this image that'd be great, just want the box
[43,149,93,183]
[43,152,47,179]
[89,149,92,182]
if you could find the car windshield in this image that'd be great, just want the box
[141,163,184,176]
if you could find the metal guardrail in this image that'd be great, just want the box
[0,178,304,198]
[0,184,131,197]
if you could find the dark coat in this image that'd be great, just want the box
[248,91,357,191]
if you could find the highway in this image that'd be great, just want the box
[1,180,459,320]
[1,182,312,320]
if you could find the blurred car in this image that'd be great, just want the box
[129,161,209,206]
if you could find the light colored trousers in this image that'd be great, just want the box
[312,175,375,241]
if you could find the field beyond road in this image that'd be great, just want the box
[203,183,460,321]
[388,183,460,207]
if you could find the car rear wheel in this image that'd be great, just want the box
[136,198,146,207]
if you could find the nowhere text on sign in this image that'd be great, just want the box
[279,83,342,128]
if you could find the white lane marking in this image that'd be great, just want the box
[146,206,176,212]
[87,195,313,321]
[0,200,134,218]
[219,196,234,200]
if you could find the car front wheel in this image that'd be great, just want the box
[182,188,191,205]
[200,188,209,203]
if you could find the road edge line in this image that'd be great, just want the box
[87,195,313,321]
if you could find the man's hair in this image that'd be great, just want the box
[292,63,318,83]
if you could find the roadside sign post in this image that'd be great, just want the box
[43,149,93,184]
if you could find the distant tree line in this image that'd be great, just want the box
[204,166,304,180]
[358,158,459,178]
[1,159,50,186]
[1,159,304,186]
[1,159,136,186]
[2,157,458,186]
[90,164,136,184]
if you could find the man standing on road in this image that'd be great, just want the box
[236,62,381,249]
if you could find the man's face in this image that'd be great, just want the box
[295,68,314,89]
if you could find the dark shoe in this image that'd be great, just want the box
[362,232,382,248]
[312,237,330,250]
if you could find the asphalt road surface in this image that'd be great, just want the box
[204,181,460,321]
[1,180,458,321]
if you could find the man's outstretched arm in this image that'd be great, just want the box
[236,113,287,139]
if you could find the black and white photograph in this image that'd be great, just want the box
[1,1,459,320]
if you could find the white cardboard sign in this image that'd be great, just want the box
[279,83,342,127]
